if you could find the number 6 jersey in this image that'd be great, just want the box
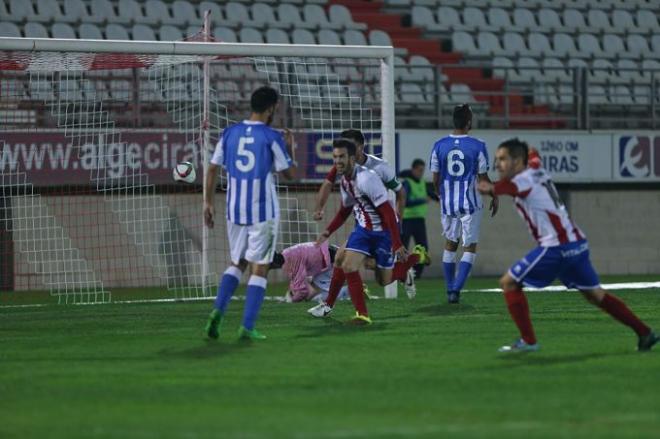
[494,167,585,247]
[211,120,293,225]
[430,134,489,216]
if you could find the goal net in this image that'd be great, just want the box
[0,34,396,305]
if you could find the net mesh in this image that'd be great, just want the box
[0,38,385,305]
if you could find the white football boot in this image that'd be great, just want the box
[404,268,416,299]
[307,301,333,318]
[498,338,540,353]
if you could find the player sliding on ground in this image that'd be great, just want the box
[478,138,658,353]
[204,86,296,341]
[309,139,429,324]
[312,129,418,297]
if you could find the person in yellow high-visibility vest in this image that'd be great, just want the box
[400,159,431,279]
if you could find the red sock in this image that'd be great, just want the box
[392,254,420,282]
[503,288,537,345]
[345,271,368,316]
[599,293,650,337]
[325,267,345,307]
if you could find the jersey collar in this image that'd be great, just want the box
[242,120,265,125]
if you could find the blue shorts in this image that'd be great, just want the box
[509,240,600,290]
[345,226,394,269]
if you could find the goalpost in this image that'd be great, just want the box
[0,33,398,305]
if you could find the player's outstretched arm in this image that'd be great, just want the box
[478,173,499,217]
[204,163,219,228]
[316,206,352,244]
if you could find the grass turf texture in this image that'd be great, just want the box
[1,276,659,439]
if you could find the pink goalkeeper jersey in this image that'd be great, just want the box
[282,241,332,301]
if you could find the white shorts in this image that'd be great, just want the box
[441,210,482,246]
[227,219,279,265]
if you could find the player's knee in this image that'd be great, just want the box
[445,240,459,252]
[499,274,517,291]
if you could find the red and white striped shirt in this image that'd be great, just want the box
[495,167,585,247]
[340,165,390,231]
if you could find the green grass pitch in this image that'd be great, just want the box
[2,276,660,439]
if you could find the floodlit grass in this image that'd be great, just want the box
[2,276,659,439]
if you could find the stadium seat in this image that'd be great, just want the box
[590,59,614,84]
[557,84,574,105]
[449,83,476,103]
[0,0,29,22]
[61,0,92,24]
[492,56,514,79]
[626,34,652,59]
[616,59,644,83]
[303,4,338,30]
[412,6,442,32]
[528,33,553,57]
[538,9,563,33]
[409,55,437,82]
[276,4,305,30]
[0,21,21,37]
[588,85,609,105]
[477,32,503,56]
[553,33,581,58]
[344,30,367,46]
[118,0,148,25]
[400,83,430,106]
[512,8,537,32]
[438,7,469,32]
[609,84,634,105]
[328,5,367,31]
[223,3,249,29]
[249,4,278,29]
[463,7,497,33]
[369,30,392,47]
[32,0,64,23]
[79,23,103,40]
[602,34,627,59]
[577,34,611,59]
[52,23,77,39]
[132,24,156,41]
[239,27,264,44]
[159,25,183,41]
[515,57,541,82]
[632,85,651,105]
[265,28,290,45]
[502,32,529,56]
[542,58,570,83]
[145,0,179,26]
[24,22,49,39]
[172,1,198,26]
[587,10,612,33]
[637,10,659,33]
[452,31,478,54]
[488,8,515,32]
[652,35,660,58]
[90,0,119,24]
[105,24,130,40]
[59,79,84,101]
[292,29,316,45]
[562,9,587,33]
[30,80,55,101]
[611,10,637,34]
[214,26,237,43]
[318,29,341,46]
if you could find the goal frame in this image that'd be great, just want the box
[0,36,399,299]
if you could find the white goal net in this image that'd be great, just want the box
[0,34,395,305]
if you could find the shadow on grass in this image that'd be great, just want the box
[158,340,252,359]
[416,303,476,315]
[492,350,631,368]
[294,318,390,339]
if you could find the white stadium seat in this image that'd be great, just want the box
[132,24,156,41]
[626,34,652,58]
[590,59,614,84]
[33,0,64,23]
[412,6,442,32]
[528,33,553,57]
[249,4,278,29]
[369,29,393,47]
[199,2,222,26]
[409,55,436,82]
[477,32,503,56]
[62,0,92,23]
[512,8,537,31]
[463,7,496,33]
[602,34,628,59]
[343,30,367,46]
[213,26,237,43]
[578,34,611,59]
[449,83,476,104]
[632,85,651,105]
[553,33,581,58]
[224,3,249,29]
[438,7,469,32]
[493,56,514,79]
[452,31,478,54]
[239,28,264,44]
[515,57,541,82]
[588,85,609,105]
[587,10,611,33]
[611,10,637,34]
[636,10,659,33]
[616,59,644,83]
[318,29,342,46]
[303,4,338,30]
[502,32,528,56]
[610,85,634,105]
[1,0,30,22]
[79,23,103,40]
[91,0,120,24]
[542,58,570,83]
[24,22,49,38]
[0,21,20,37]
[488,8,518,32]
[292,29,316,45]
[277,4,305,30]
[52,23,77,39]
[265,28,290,44]
[118,0,148,25]
[538,9,563,33]
[652,36,660,58]
[105,24,130,40]
[159,25,183,41]
[172,1,198,26]
[328,5,367,31]
[562,9,586,33]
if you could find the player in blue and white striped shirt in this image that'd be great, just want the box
[204,86,296,341]
[430,104,498,304]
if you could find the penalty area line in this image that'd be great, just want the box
[466,281,660,293]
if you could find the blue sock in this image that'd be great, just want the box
[214,266,242,312]
[453,252,476,292]
[242,275,267,330]
[442,250,457,292]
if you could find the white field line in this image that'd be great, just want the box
[2,281,659,309]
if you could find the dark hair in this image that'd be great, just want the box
[333,138,357,156]
[250,86,279,113]
[328,245,338,263]
[339,129,365,146]
[412,158,425,169]
[269,252,285,270]
[452,104,472,130]
[498,138,529,166]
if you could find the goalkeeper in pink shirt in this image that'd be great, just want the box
[270,241,374,302]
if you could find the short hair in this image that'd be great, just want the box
[452,104,473,130]
[412,158,425,169]
[333,138,357,156]
[269,252,285,270]
[250,86,279,113]
[339,129,365,146]
[498,138,529,166]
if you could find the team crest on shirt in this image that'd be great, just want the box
[513,264,522,273]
